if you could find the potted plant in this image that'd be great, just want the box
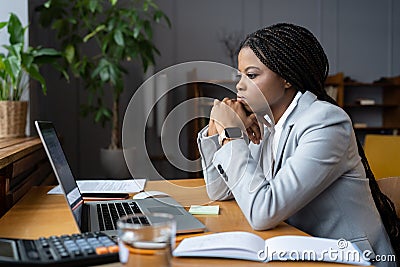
[36,0,170,177]
[0,13,63,138]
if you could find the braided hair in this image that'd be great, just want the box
[239,23,400,264]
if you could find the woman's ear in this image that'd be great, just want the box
[284,80,292,89]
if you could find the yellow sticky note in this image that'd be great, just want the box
[189,205,219,215]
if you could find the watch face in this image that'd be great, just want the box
[225,127,242,138]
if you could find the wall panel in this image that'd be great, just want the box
[337,0,390,82]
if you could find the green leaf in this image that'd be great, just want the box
[153,10,163,23]
[91,58,108,79]
[143,1,149,12]
[100,67,110,82]
[0,57,5,70]
[83,24,106,43]
[110,0,118,6]
[108,63,118,85]
[95,108,103,123]
[143,20,152,39]
[44,0,52,8]
[52,61,70,82]
[21,53,34,69]
[4,43,23,60]
[113,30,124,46]
[4,56,21,84]
[65,44,75,63]
[103,108,112,118]
[153,10,171,27]
[89,0,98,13]
[27,65,47,95]
[8,13,25,45]
[32,47,61,57]
[0,22,7,30]
[133,24,141,39]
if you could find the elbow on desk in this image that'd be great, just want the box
[205,185,233,201]
[248,217,280,231]
[248,206,282,231]
[206,189,233,201]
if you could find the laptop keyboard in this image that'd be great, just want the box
[97,202,150,231]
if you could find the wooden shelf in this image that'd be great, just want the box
[344,82,393,87]
[325,72,344,107]
[353,126,400,130]
[0,137,56,217]
[344,104,400,108]
[326,74,400,140]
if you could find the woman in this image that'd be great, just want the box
[197,23,399,266]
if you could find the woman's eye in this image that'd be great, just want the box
[235,73,242,81]
[247,73,258,79]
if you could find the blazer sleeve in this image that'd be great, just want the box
[197,126,234,201]
[212,106,355,230]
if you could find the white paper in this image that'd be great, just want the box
[47,179,146,194]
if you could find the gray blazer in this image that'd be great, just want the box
[197,91,396,266]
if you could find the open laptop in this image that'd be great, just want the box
[35,121,205,236]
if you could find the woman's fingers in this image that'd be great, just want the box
[246,128,256,144]
[211,98,266,143]
[207,119,219,136]
[248,122,261,144]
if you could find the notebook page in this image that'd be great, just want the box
[173,231,265,261]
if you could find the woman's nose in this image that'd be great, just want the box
[236,76,245,92]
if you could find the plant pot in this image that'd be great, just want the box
[0,101,28,138]
[100,148,131,179]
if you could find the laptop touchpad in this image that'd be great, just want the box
[147,207,184,215]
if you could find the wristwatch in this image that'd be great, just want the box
[218,127,244,146]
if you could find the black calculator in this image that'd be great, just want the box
[0,232,119,266]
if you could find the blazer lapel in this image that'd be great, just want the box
[274,125,293,176]
[273,91,317,177]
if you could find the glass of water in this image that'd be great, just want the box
[117,213,176,267]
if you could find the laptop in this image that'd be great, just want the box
[35,121,205,236]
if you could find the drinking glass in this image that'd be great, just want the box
[117,213,176,267]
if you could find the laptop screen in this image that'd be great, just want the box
[35,121,84,230]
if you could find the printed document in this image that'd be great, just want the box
[47,179,146,194]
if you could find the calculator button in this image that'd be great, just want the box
[95,247,108,255]
[41,242,50,248]
[27,251,40,260]
[74,250,83,257]
[85,248,96,255]
[108,245,119,253]
[59,252,70,258]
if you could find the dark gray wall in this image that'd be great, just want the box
[154,0,400,81]
[29,0,400,179]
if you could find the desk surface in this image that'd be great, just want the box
[0,178,358,267]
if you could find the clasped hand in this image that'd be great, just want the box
[209,98,264,144]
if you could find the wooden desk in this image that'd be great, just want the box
[0,179,357,267]
[0,137,56,217]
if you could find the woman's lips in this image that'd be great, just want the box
[237,96,246,101]
[237,97,253,113]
